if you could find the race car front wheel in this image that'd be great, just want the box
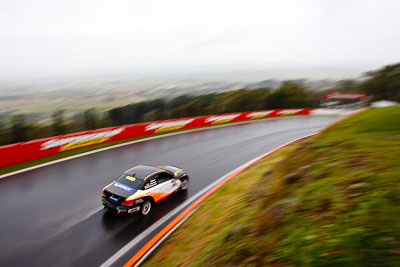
[141,200,152,216]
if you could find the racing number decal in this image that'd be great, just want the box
[125,176,136,182]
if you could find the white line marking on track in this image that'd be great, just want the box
[133,206,199,267]
[99,161,258,267]
[101,133,320,267]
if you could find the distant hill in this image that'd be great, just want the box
[0,74,338,120]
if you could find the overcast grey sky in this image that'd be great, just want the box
[0,0,399,79]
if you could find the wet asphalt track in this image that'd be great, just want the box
[0,116,338,267]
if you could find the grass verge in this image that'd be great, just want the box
[143,106,400,266]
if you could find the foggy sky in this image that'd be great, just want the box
[1,0,400,79]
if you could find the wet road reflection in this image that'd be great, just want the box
[0,117,338,266]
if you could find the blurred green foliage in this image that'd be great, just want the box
[361,63,400,102]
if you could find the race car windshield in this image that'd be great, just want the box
[116,174,144,189]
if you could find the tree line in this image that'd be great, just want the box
[1,62,399,146]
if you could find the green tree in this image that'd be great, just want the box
[142,109,163,122]
[336,79,360,92]
[11,114,28,143]
[360,63,400,101]
[208,89,269,114]
[143,99,166,121]
[83,108,98,130]
[108,108,124,126]
[52,110,66,136]
[265,82,317,109]
[168,95,195,111]
[0,121,11,145]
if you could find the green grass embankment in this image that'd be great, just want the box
[144,106,400,266]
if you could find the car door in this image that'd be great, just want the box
[156,172,178,196]
[142,175,163,203]
[143,176,158,191]
[141,173,169,203]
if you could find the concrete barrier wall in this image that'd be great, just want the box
[0,108,314,168]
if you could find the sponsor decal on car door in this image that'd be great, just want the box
[141,177,170,203]
[161,173,181,194]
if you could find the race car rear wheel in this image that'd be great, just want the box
[141,200,152,216]
[180,177,189,191]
